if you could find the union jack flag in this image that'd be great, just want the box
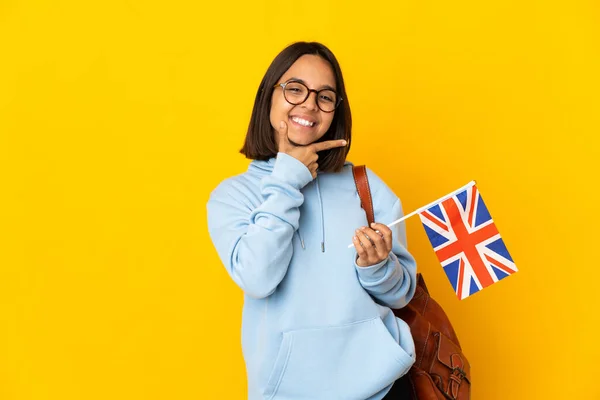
[418,184,517,300]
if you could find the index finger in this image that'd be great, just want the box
[312,139,347,152]
[371,222,393,250]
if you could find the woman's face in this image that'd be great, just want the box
[270,55,337,147]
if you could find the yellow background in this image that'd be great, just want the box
[1,0,599,399]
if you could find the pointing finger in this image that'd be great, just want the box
[312,139,347,152]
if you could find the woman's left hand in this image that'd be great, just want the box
[353,222,393,267]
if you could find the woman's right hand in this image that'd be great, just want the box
[277,121,347,179]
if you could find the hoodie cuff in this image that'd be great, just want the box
[354,256,390,282]
[271,152,313,189]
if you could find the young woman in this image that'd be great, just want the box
[207,41,417,400]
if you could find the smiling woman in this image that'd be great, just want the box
[239,42,352,173]
[207,42,419,399]
[270,55,337,146]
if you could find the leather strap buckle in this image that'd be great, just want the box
[447,366,466,399]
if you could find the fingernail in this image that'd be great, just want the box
[353,236,358,241]
[342,140,347,146]
[360,227,366,230]
[370,223,376,227]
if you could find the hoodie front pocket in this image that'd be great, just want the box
[263,317,414,400]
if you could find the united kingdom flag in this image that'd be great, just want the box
[418,184,517,300]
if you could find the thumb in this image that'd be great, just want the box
[277,121,289,150]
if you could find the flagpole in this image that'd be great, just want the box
[348,180,477,248]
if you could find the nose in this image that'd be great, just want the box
[301,90,319,111]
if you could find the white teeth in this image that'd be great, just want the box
[292,117,315,127]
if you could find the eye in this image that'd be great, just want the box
[318,89,337,103]
[284,82,307,96]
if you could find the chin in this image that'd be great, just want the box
[288,135,316,146]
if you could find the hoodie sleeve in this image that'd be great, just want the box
[353,169,417,309]
[207,153,313,299]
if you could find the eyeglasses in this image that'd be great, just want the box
[273,80,342,113]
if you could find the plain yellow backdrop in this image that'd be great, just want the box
[1,0,599,399]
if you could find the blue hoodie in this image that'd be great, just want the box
[207,152,417,400]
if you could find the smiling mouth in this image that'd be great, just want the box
[290,116,316,128]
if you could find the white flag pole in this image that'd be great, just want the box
[348,180,477,248]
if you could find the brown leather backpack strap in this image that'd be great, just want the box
[352,165,375,226]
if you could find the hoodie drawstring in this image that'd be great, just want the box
[315,176,325,253]
[295,176,326,252]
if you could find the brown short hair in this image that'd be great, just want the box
[240,42,352,173]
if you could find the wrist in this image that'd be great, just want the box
[271,152,313,188]
[356,255,387,268]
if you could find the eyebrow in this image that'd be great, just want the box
[288,77,337,92]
